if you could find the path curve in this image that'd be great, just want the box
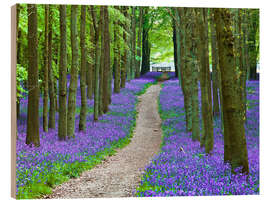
[46,83,162,198]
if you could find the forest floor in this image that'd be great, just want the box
[46,83,163,198]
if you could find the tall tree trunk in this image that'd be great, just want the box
[232,9,241,82]
[141,7,150,75]
[67,5,79,137]
[26,4,40,147]
[178,8,185,91]
[241,9,249,120]
[113,6,121,93]
[58,5,67,140]
[135,7,143,78]
[210,10,220,118]
[177,8,192,132]
[103,6,110,113]
[42,5,49,132]
[214,8,249,174]
[127,7,131,83]
[86,10,94,101]
[244,10,250,81]
[79,5,87,131]
[237,9,247,122]
[197,8,214,153]
[191,9,200,142]
[191,62,200,142]
[48,5,56,129]
[172,19,178,78]
[87,18,95,100]
[175,9,181,86]
[108,61,113,104]
[53,76,58,111]
[98,6,105,116]
[120,6,128,88]
[131,6,136,79]
[185,8,200,141]
[129,6,135,81]
[91,6,101,121]
[54,40,59,114]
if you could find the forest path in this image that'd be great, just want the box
[47,83,162,198]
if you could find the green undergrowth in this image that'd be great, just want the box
[157,88,180,149]
[17,80,155,199]
[76,106,94,114]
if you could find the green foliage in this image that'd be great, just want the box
[109,6,131,28]
[75,106,94,114]
[17,183,52,199]
[16,64,28,98]
[148,7,174,63]
[109,6,132,53]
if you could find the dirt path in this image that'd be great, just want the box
[46,84,162,199]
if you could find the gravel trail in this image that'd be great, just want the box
[46,83,162,199]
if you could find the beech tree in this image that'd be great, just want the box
[178,8,192,132]
[120,6,128,88]
[98,6,105,116]
[141,7,150,75]
[58,5,67,141]
[240,9,249,120]
[126,7,132,83]
[113,6,121,94]
[67,5,79,137]
[174,8,181,85]
[102,6,110,113]
[42,5,49,132]
[130,7,136,80]
[210,10,221,118]
[135,7,143,78]
[188,9,200,142]
[196,8,214,153]
[214,8,249,174]
[86,14,95,100]
[172,19,178,79]
[26,4,40,146]
[48,5,56,129]
[79,5,87,131]
[91,6,101,121]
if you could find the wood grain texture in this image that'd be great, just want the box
[11,4,17,199]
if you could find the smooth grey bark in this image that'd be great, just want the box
[196,8,214,153]
[103,6,110,113]
[67,5,79,137]
[79,5,87,131]
[91,6,101,121]
[58,5,67,140]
